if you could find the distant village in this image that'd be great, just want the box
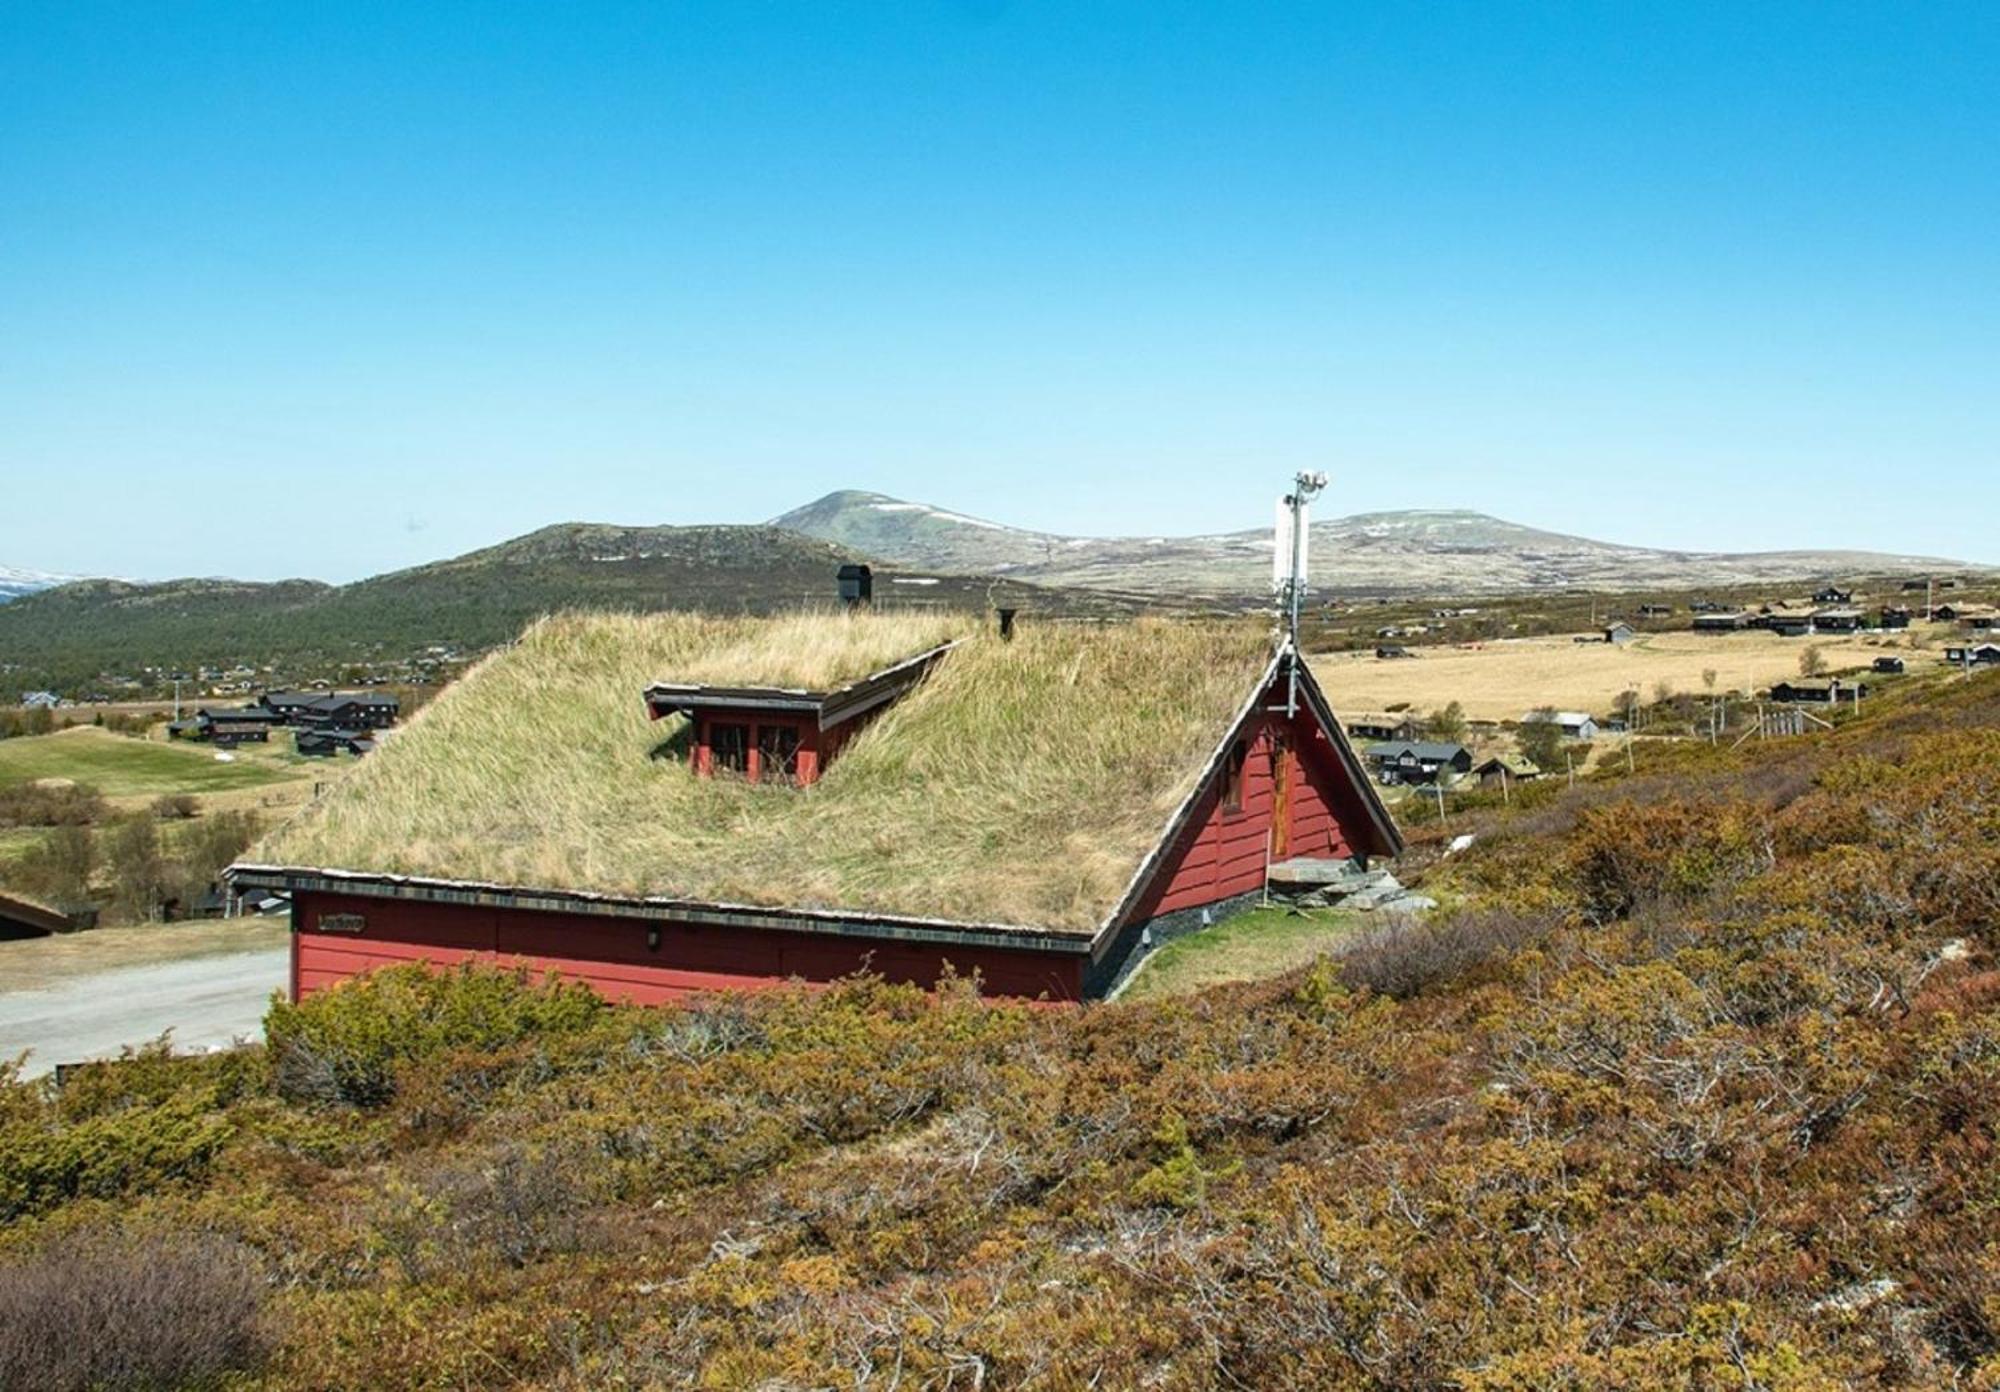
[164,688,402,757]
[1355,580,2000,795]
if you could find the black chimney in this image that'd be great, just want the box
[997,607,1017,641]
[837,563,873,609]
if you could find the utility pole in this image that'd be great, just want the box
[1275,470,1329,717]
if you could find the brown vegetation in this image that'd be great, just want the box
[1,668,1998,1386]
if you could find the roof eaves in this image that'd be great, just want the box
[1089,646,1287,958]
[225,861,1095,956]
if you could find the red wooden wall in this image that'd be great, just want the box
[1126,688,1369,922]
[291,891,1084,1006]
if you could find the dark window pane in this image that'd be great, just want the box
[1223,738,1248,812]
[710,722,749,775]
[758,724,801,785]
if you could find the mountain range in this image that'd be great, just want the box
[0,490,1982,691]
[772,490,1973,598]
[0,565,85,604]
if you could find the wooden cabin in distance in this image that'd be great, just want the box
[231,613,1402,1005]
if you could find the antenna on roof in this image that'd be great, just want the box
[1274,470,1328,716]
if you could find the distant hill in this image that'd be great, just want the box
[0,524,1135,693]
[0,564,86,604]
[773,489,1974,598]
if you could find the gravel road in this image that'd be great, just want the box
[0,945,288,1077]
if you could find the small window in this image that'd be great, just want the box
[1222,738,1248,813]
[757,724,801,785]
[709,722,749,775]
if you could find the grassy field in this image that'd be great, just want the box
[1118,904,1365,1000]
[0,727,307,797]
[1314,624,1943,722]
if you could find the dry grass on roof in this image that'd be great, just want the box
[635,609,963,690]
[251,611,1275,932]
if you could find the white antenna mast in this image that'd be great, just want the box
[1275,470,1328,716]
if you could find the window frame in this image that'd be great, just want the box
[1221,736,1249,814]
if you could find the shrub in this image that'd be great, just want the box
[0,1229,267,1391]
[1565,798,1770,922]
[265,962,608,1107]
[0,781,105,828]
[151,793,199,820]
[1340,907,1552,999]
[0,1090,236,1221]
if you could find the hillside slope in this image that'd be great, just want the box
[2,668,1996,1386]
[0,524,1123,692]
[774,489,1973,596]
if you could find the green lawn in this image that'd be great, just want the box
[0,827,50,869]
[0,728,303,797]
[1119,904,1365,1000]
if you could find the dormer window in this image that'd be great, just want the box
[645,641,955,789]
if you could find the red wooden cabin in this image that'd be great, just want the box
[234,619,1400,1004]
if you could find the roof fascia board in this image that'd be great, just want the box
[226,862,1093,956]
[1088,647,1287,958]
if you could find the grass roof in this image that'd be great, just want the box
[247,611,1276,933]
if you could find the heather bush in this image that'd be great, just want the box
[265,961,607,1107]
[1339,906,1553,999]
[0,781,105,828]
[0,1229,266,1391]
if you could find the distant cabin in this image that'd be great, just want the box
[259,690,401,729]
[1692,612,1754,634]
[1344,713,1422,743]
[1475,754,1542,787]
[189,706,286,746]
[1375,644,1415,660]
[296,728,377,758]
[230,616,1403,1005]
[1872,656,1906,675]
[1945,643,2000,667]
[1637,604,1674,618]
[1813,586,1854,605]
[1810,607,1865,633]
[1770,678,1867,704]
[1362,740,1472,786]
[1522,710,1599,741]
[1602,622,1636,645]
[0,889,87,940]
[1878,606,1912,630]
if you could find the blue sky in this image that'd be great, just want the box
[2,2,1995,582]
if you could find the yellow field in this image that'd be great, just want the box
[1314,626,1943,723]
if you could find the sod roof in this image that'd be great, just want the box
[244,611,1281,934]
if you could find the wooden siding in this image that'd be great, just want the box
[291,891,1084,1006]
[1127,682,1365,922]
